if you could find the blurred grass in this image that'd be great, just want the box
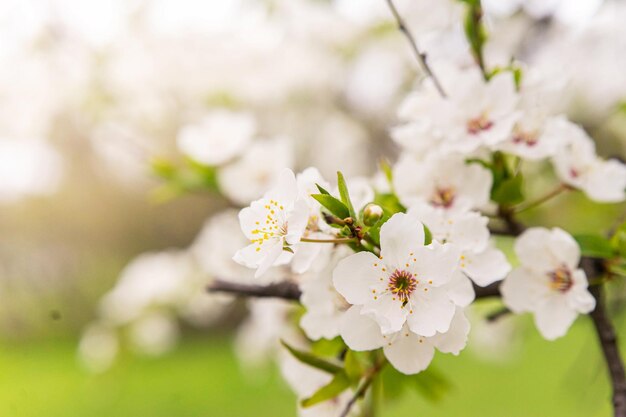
[0,315,618,417]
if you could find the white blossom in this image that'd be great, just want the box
[339,305,470,374]
[333,212,462,336]
[218,137,294,205]
[501,227,596,340]
[408,203,511,288]
[234,168,310,278]
[177,110,255,166]
[394,153,493,214]
[550,119,626,203]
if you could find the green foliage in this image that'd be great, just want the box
[491,174,524,205]
[462,0,487,74]
[300,371,351,408]
[150,157,219,201]
[424,224,433,245]
[337,171,357,220]
[344,350,365,383]
[311,194,350,220]
[574,234,616,259]
[469,152,524,206]
[610,221,626,258]
[280,340,342,375]
[311,337,346,358]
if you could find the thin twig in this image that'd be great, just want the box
[512,183,570,214]
[300,237,357,244]
[385,0,447,97]
[340,359,387,417]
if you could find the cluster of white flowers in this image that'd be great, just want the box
[74,0,626,414]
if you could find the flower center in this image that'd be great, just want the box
[467,114,494,135]
[548,266,573,293]
[512,129,538,147]
[430,187,456,208]
[388,269,417,305]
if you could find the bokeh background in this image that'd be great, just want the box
[1,0,626,416]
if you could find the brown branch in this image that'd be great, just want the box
[207,279,301,301]
[586,259,626,417]
[385,0,447,97]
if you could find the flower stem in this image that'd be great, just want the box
[512,183,570,214]
[300,237,357,244]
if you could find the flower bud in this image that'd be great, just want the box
[362,203,383,226]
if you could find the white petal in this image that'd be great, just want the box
[463,247,511,287]
[333,251,383,305]
[412,242,460,287]
[448,211,490,251]
[265,168,298,203]
[361,293,408,335]
[383,330,435,375]
[255,240,285,278]
[285,199,311,245]
[514,227,579,272]
[583,159,626,203]
[406,286,456,337]
[534,296,578,340]
[500,267,549,313]
[339,306,385,351]
[430,308,470,354]
[567,270,595,313]
[444,270,475,307]
[380,213,425,267]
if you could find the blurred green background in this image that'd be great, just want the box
[0,317,620,417]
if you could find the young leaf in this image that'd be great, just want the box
[574,234,616,259]
[316,183,331,195]
[491,175,524,205]
[301,371,351,408]
[423,224,433,245]
[337,171,357,219]
[312,194,350,219]
[281,340,342,375]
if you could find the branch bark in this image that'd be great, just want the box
[586,260,626,417]
[207,279,301,301]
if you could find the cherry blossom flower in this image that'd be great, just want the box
[176,110,255,166]
[500,227,596,340]
[393,153,493,213]
[339,305,470,374]
[218,137,294,205]
[550,119,626,203]
[408,203,511,288]
[395,68,519,155]
[234,168,310,278]
[333,212,461,336]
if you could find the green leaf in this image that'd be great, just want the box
[379,159,394,186]
[574,234,616,259]
[491,175,524,205]
[610,221,626,258]
[301,371,351,408]
[281,341,342,375]
[311,194,350,219]
[373,193,406,216]
[337,171,357,220]
[423,225,433,245]
[344,350,364,383]
[311,337,346,358]
[316,183,331,195]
